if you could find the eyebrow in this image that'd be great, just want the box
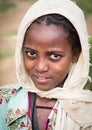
[23,47,37,52]
[47,51,62,55]
[23,47,64,55]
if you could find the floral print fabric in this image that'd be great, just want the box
[0,84,61,130]
[46,101,60,130]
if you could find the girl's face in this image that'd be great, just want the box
[23,23,79,91]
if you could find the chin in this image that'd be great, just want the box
[36,86,54,91]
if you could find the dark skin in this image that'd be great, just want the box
[23,23,80,130]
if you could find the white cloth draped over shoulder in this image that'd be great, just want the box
[15,0,92,129]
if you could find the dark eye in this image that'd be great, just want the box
[24,48,37,58]
[27,50,36,57]
[50,54,61,60]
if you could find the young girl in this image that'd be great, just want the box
[0,0,92,130]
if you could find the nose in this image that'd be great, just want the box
[35,58,49,73]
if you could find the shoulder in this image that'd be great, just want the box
[0,84,27,105]
[0,84,24,107]
[0,84,22,104]
[0,84,28,129]
[0,83,21,90]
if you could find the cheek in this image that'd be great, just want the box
[53,63,69,76]
[53,58,72,78]
[23,57,33,73]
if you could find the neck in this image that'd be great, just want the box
[36,94,51,103]
[56,74,68,87]
[36,94,56,107]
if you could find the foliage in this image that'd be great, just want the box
[89,36,92,79]
[0,0,92,16]
[74,0,92,16]
[89,36,92,64]
[0,0,16,12]
[84,36,92,90]
[0,49,14,59]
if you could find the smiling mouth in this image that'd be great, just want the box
[33,75,51,84]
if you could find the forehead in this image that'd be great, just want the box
[23,23,71,51]
[25,23,69,41]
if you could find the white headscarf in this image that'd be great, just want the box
[15,0,92,129]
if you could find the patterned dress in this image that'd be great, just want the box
[0,84,61,130]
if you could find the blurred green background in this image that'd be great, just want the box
[0,0,92,15]
[0,0,92,90]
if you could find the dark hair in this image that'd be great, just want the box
[29,14,81,53]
